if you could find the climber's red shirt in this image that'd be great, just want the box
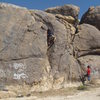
[87,68,91,76]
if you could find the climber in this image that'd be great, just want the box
[47,29,56,49]
[79,74,87,85]
[86,65,91,81]
[79,65,91,85]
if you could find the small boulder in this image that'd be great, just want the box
[45,4,80,20]
[80,6,100,30]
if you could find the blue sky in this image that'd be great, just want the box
[0,0,100,19]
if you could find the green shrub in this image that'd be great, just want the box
[77,85,87,90]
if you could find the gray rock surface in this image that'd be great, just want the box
[0,3,50,85]
[80,6,100,30]
[78,55,100,79]
[0,3,100,92]
[45,4,80,20]
[73,24,100,79]
[73,24,100,57]
[0,3,80,89]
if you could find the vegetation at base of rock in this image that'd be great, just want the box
[77,85,87,90]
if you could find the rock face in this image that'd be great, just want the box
[73,24,100,79]
[0,3,50,85]
[74,24,100,57]
[78,55,100,79]
[45,4,80,20]
[0,3,100,92]
[80,6,100,30]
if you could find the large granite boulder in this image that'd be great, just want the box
[0,3,100,93]
[45,4,80,20]
[27,10,81,87]
[73,24,100,57]
[0,3,80,91]
[73,24,100,78]
[0,3,50,85]
[78,55,100,79]
[80,6,100,30]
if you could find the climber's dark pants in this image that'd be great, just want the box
[47,36,55,47]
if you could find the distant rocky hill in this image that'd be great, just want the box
[0,3,100,91]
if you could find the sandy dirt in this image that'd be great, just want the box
[0,87,100,100]
[0,82,100,100]
[39,87,100,100]
[0,88,100,100]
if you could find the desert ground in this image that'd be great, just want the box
[0,81,100,100]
